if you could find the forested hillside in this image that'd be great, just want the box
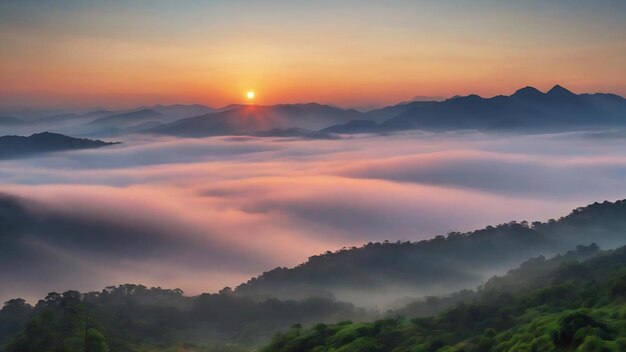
[0,286,368,351]
[262,245,626,352]
[236,200,626,305]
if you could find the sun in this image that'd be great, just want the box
[246,91,255,101]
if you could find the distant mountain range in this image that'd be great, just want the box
[1,86,624,138]
[0,132,118,159]
[71,105,216,136]
[0,104,215,137]
[325,85,626,134]
[147,85,626,138]
[147,103,365,137]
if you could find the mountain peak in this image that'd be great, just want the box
[511,86,543,98]
[547,84,575,97]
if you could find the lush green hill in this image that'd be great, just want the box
[261,245,626,352]
[236,200,626,305]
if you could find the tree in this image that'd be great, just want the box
[85,328,109,352]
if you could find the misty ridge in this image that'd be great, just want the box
[1,85,625,142]
[233,199,626,307]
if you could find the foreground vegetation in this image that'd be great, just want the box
[0,288,367,351]
[2,200,626,351]
[3,243,620,352]
[261,245,626,351]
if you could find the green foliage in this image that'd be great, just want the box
[237,200,626,301]
[86,329,109,352]
[261,246,626,352]
[0,285,366,352]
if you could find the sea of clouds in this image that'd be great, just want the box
[2,130,626,302]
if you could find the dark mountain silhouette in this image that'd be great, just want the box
[7,85,623,137]
[0,132,118,159]
[510,85,544,99]
[147,103,364,137]
[323,85,626,134]
[235,199,626,305]
[364,101,437,122]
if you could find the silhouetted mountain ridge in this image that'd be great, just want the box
[0,132,118,159]
[324,85,626,134]
[148,103,365,137]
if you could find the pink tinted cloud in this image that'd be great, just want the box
[2,131,626,301]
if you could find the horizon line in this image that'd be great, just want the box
[1,83,624,114]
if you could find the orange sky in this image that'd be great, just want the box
[1,1,625,109]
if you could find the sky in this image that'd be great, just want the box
[1,0,625,109]
[4,130,626,302]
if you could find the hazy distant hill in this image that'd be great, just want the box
[0,132,118,159]
[147,103,215,118]
[235,199,626,306]
[32,113,83,125]
[325,85,626,134]
[0,116,26,125]
[83,109,115,117]
[147,103,364,137]
[84,108,162,128]
[71,108,166,136]
[1,105,217,137]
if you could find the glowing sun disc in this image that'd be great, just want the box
[246,91,255,100]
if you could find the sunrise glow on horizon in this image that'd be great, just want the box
[0,1,625,109]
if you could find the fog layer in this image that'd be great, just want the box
[2,130,626,302]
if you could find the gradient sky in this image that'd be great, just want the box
[1,0,625,108]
